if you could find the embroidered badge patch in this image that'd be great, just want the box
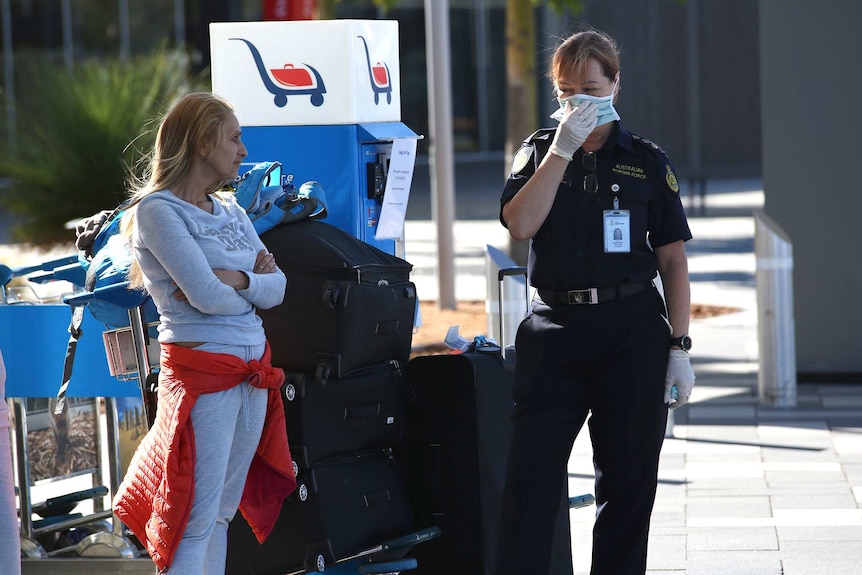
[665,164,680,193]
[511,146,533,175]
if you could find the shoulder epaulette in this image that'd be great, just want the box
[523,128,555,145]
[631,133,668,158]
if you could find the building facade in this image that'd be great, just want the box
[3,0,761,179]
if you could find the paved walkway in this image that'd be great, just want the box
[404,179,862,575]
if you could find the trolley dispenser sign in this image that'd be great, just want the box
[210,20,401,126]
[375,137,417,240]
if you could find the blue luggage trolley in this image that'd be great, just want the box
[3,253,439,575]
[1,257,156,573]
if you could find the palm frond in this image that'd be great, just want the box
[0,48,207,244]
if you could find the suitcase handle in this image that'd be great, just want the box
[497,266,527,281]
[497,266,527,366]
[315,363,332,385]
[322,284,340,309]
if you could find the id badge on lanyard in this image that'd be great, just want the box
[603,190,631,253]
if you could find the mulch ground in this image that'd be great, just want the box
[412,300,742,357]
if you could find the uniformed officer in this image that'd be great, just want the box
[493,29,695,575]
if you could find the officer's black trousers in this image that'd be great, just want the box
[494,288,670,575]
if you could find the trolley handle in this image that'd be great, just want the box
[1,254,80,287]
[63,281,147,309]
[28,262,87,286]
[2,256,82,304]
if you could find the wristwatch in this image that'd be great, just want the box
[669,335,692,352]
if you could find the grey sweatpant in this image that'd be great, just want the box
[165,342,267,575]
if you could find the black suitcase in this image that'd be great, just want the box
[260,220,417,381]
[403,352,574,575]
[402,349,575,574]
[226,448,416,574]
[283,359,407,471]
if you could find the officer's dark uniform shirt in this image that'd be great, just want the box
[500,123,692,290]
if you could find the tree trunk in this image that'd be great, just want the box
[505,0,536,266]
[316,0,337,19]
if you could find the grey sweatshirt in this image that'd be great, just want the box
[132,190,286,346]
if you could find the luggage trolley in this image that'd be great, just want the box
[0,256,156,572]
[3,244,439,575]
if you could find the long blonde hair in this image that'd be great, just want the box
[122,92,236,289]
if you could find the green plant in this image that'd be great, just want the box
[0,48,208,245]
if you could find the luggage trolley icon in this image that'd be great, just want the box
[358,36,392,105]
[231,37,327,108]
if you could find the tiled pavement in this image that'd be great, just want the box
[568,380,862,575]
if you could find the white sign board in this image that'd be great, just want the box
[375,138,417,240]
[210,20,401,126]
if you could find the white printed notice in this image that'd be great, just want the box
[375,138,417,240]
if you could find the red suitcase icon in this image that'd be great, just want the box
[271,64,315,88]
[372,62,389,88]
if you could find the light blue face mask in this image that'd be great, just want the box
[550,78,620,127]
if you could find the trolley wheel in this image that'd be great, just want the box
[20,534,47,559]
[305,552,326,572]
[357,558,418,574]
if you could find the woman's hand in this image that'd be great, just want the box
[548,100,599,161]
[253,249,277,274]
[172,281,188,302]
[211,250,276,291]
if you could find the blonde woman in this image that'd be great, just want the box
[112,92,295,575]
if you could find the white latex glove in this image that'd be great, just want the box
[548,100,599,161]
[664,349,695,409]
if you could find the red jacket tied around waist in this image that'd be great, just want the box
[112,342,296,572]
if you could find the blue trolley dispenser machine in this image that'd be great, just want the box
[209,20,420,256]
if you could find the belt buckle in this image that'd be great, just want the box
[567,288,598,305]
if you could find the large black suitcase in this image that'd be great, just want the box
[283,358,407,471]
[226,448,416,575]
[260,220,417,381]
[402,350,575,575]
[402,265,576,575]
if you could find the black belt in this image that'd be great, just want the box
[538,282,653,305]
